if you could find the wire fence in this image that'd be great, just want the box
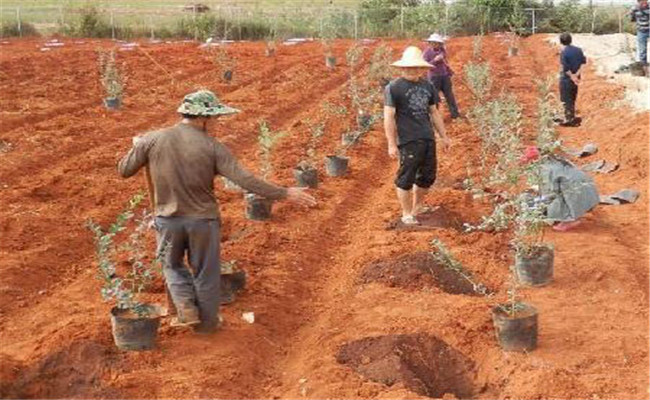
[0,2,638,40]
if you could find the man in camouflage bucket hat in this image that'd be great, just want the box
[176,89,240,116]
[118,89,316,334]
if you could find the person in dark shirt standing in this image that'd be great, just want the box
[631,0,649,70]
[558,33,586,127]
[384,46,450,226]
[118,90,316,334]
[422,33,461,120]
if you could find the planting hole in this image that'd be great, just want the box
[360,251,486,295]
[337,334,475,399]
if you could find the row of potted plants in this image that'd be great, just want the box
[463,54,561,352]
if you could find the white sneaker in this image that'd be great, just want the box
[401,215,419,225]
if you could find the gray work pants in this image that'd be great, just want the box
[155,217,220,331]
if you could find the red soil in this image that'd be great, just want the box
[0,35,648,399]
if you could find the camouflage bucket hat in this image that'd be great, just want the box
[177,89,240,116]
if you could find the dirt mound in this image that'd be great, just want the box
[336,334,475,399]
[360,251,484,295]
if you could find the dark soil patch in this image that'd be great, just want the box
[337,334,475,399]
[387,207,464,231]
[7,340,121,398]
[360,251,483,295]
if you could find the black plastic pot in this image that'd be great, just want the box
[515,244,554,286]
[110,304,162,351]
[294,165,319,188]
[508,47,519,57]
[325,56,336,69]
[630,62,646,77]
[104,97,121,110]
[223,70,233,81]
[245,193,273,221]
[325,155,349,177]
[221,270,247,305]
[492,303,538,352]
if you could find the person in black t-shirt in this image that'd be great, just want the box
[384,46,450,225]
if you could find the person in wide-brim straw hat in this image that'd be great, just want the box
[117,89,316,334]
[422,33,461,120]
[424,33,446,43]
[390,45,434,68]
[384,46,451,226]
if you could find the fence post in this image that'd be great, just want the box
[237,8,242,40]
[444,4,449,37]
[16,7,22,37]
[110,8,115,40]
[532,9,536,35]
[193,5,198,41]
[591,8,597,34]
[400,6,404,37]
[150,16,155,40]
[319,14,323,38]
[618,11,623,34]
[354,10,358,40]
[59,5,65,28]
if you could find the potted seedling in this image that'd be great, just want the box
[507,31,520,57]
[512,194,554,286]
[214,45,236,82]
[322,101,351,146]
[491,268,538,352]
[369,43,393,89]
[264,25,279,57]
[325,141,350,177]
[98,49,126,110]
[507,3,525,57]
[245,120,286,221]
[265,38,277,57]
[295,121,324,189]
[220,260,247,305]
[346,44,374,132]
[321,12,338,69]
[86,193,165,351]
[323,38,336,69]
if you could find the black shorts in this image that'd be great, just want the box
[395,139,436,190]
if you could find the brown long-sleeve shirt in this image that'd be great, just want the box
[118,123,287,219]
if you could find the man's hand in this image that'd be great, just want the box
[440,136,451,151]
[286,187,317,207]
[388,143,399,159]
[571,75,580,86]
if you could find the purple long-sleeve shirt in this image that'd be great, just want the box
[423,46,453,79]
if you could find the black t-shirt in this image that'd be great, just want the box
[384,77,439,146]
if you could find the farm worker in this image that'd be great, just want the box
[521,146,599,232]
[384,46,450,226]
[422,33,461,120]
[117,89,316,334]
[631,0,649,70]
[558,32,586,127]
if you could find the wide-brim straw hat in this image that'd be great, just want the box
[177,89,240,116]
[425,33,446,43]
[391,46,433,68]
